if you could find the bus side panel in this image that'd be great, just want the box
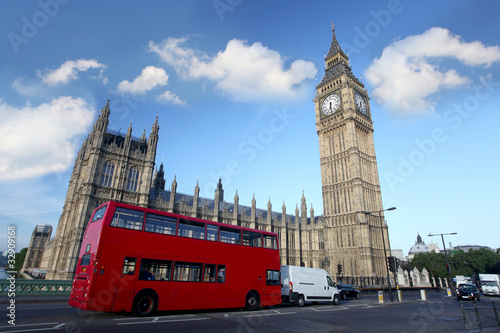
[75,201,281,313]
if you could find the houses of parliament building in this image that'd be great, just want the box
[39,25,392,287]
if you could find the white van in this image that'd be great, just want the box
[479,274,500,296]
[281,265,340,306]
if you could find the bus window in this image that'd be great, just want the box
[203,264,217,283]
[91,206,107,223]
[122,257,136,275]
[263,235,278,249]
[217,265,226,283]
[111,207,144,230]
[242,230,262,247]
[178,219,205,240]
[266,270,280,286]
[145,213,176,235]
[81,254,91,266]
[139,259,172,281]
[173,262,203,282]
[206,224,218,241]
[220,226,241,244]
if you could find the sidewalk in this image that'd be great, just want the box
[0,294,69,304]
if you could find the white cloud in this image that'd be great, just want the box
[12,76,45,97]
[38,59,108,85]
[0,97,95,180]
[365,27,500,114]
[149,37,317,103]
[157,90,187,107]
[117,66,169,95]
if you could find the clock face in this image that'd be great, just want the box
[322,93,340,115]
[355,93,367,115]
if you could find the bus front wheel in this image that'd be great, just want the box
[133,291,158,316]
[245,291,260,311]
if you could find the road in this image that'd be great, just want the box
[1,292,499,332]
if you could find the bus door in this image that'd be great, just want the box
[111,256,138,312]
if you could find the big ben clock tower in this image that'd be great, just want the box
[315,24,389,283]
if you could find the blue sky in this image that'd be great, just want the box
[1,0,499,257]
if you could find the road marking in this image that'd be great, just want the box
[114,314,197,321]
[243,310,297,318]
[116,317,209,325]
[0,323,60,329]
[0,322,66,333]
[346,303,377,308]
[310,306,348,312]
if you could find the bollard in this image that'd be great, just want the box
[420,289,427,301]
[397,290,402,302]
[378,291,384,304]
[446,288,451,297]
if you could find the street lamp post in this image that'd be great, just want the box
[428,232,457,295]
[363,207,396,302]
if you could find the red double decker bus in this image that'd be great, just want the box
[69,201,281,316]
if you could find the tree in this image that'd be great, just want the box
[451,248,500,277]
[410,249,500,279]
[487,261,500,274]
[410,252,448,279]
[14,247,27,276]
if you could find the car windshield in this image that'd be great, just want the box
[482,281,496,286]
[459,285,475,291]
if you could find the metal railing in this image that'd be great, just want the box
[0,279,72,295]
[460,301,500,332]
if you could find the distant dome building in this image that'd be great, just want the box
[408,234,429,260]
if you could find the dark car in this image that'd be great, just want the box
[338,284,360,300]
[457,283,480,301]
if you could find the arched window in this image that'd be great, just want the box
[100,161,114,187]
[126,167,139,192]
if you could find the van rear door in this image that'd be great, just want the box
[280,266,290,296]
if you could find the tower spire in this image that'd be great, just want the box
[101,99,111,118]
[317,23,361,90]
[325,22,349,63]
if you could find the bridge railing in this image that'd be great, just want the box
[0,279,72,295]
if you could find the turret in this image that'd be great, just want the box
[310,204,315,224]
[168,175,177,211]
[250,194,257,229]
[124,122,132,149]
[192,180,200,218]
[267,197,273,232]
[91,100,111,148]
[151,162,166,196]
[301,190,308,224]
[233,190,239,224]
[147,115,159,161]
[140,126,147,144]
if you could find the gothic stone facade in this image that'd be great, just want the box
[45,26,390,287]
[46,102,159,280]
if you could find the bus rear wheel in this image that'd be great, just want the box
[133,291,158,317]
[245,291,260,311]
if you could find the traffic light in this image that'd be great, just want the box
[387,256,395,272]
[337,264,342,275]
